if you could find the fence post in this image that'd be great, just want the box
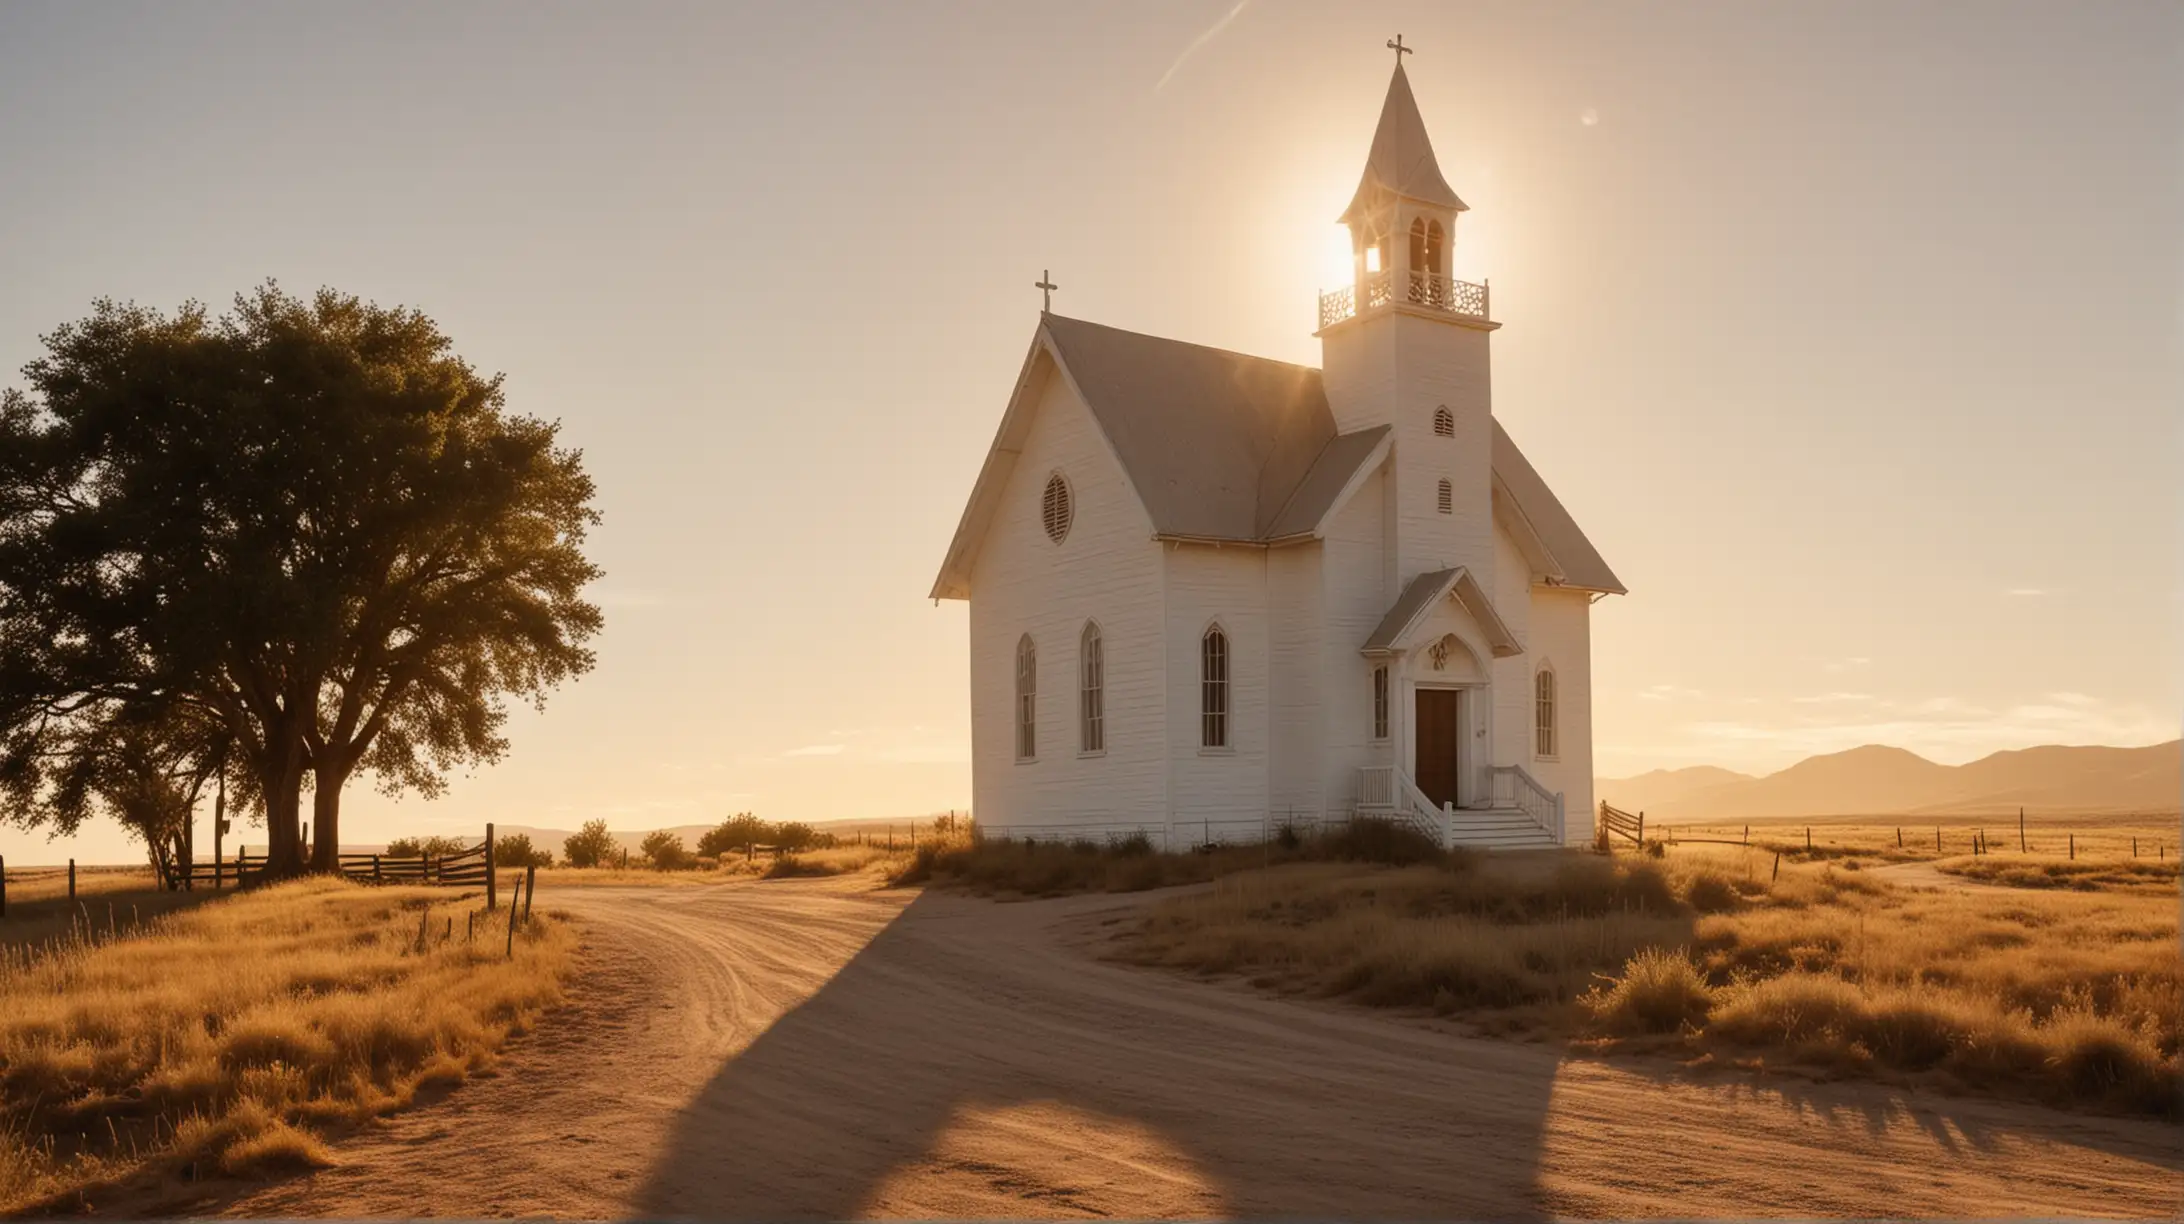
[1637,811,1644,847]
[1936,827,1941,852]
[1896,827,1902,849]
[1771,850,1781,882]
[2132,837,2137,857]
[1805,827,1811,853]
[2018,808,2026,852]
[2068,833,2074,861]
[505,873,523,958]
[373,854,382,884]
[523,865,537,925]
[486,822,497,911]
[69,858,76,901]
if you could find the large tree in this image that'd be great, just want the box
[0,286,602,876]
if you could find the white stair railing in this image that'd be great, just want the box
[1358,764,1395,811]
[1391,769,1450,847]
[1487,765,1563,842]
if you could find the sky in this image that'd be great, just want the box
[0,1,2177,863]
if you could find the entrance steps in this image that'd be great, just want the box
[1447,807,1562,851]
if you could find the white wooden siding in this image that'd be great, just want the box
[1318,464,1392,813]
[1164,545,1270,840]
[967,363,1166,835]
[1267,541,1325,822]
[1523,587,1595,842]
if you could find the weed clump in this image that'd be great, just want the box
[1583,948,1715,1034]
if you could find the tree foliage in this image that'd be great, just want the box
[492,831,553,869]
[697,812,768,857]
[638,829,692,870]
[0,285,602,876]
[385,834,470,860]
[562,818,615,868]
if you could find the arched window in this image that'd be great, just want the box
[1015,635,1037,760]
[1041,473,1073,544]
[1534,667,1558,759]
[1200,626,1229,749]
[1437,478,1453,514]
[1425,219,1446,276]
[1433,406,1454,437]
[1407,217,1428,276]
[1079,622,1104,754]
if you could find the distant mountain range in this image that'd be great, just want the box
[1598,741,2181,821]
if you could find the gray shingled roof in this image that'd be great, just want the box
[929,314,1623,600]
[1042,314,1366,541]
[1362,567,1524,658]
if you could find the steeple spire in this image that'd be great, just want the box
[1339,60,1466,225]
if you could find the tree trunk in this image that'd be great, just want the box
[259,745,310,879]
[310,760,350,874]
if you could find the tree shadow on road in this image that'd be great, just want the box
[629,885,1589,1220]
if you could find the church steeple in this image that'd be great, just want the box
[1339,61,1467,226]
[1319,50,1490,334]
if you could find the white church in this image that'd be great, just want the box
[931,58,1624,850]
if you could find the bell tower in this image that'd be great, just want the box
[1317,46,1499,590]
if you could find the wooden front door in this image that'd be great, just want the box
[1415,689,1461,810]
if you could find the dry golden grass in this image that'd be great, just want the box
[3,865,160,904]
[894,819,1456,897]
[1932,853,2180,896]
[529,865,729,888]
[759,844,907,879]
[0,877,573,1213]
[1122,845,2180,1115]
[1660,811,2178,864]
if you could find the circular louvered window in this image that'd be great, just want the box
[1041,473,1073,544]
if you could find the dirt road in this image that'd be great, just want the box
[215,876,2177,1219]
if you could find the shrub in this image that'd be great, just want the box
[775,821,817,853]
[384,835,468,860]
[1584,947,1715,1034]
[1113,830,1155,857]
[492,833,552,869]
[562,819,615,868]
[1323,817,1449,867]
[698,812,769,857]
[639,829,693,870]
[1682,870,1742,914]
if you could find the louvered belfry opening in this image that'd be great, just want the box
[1041,473,1072,543]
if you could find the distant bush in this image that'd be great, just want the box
[562,819,615,868]
[493,833,553,869]
[639,829,694,871]
[385,835,469,860]
[698,812,768,857]
[775,821,816,853]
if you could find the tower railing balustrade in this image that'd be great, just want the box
[1319,268,1490,328]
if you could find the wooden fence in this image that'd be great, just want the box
[1598,802,1644,847]
[147,823,506,907]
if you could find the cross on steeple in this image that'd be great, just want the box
[1386,34,1412,63]
[1034,269,1059,313]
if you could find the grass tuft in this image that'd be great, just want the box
[1583,948,1715,1034]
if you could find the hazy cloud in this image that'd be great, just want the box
[782,744,846,758]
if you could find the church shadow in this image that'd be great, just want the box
[629,884,1590,1220]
